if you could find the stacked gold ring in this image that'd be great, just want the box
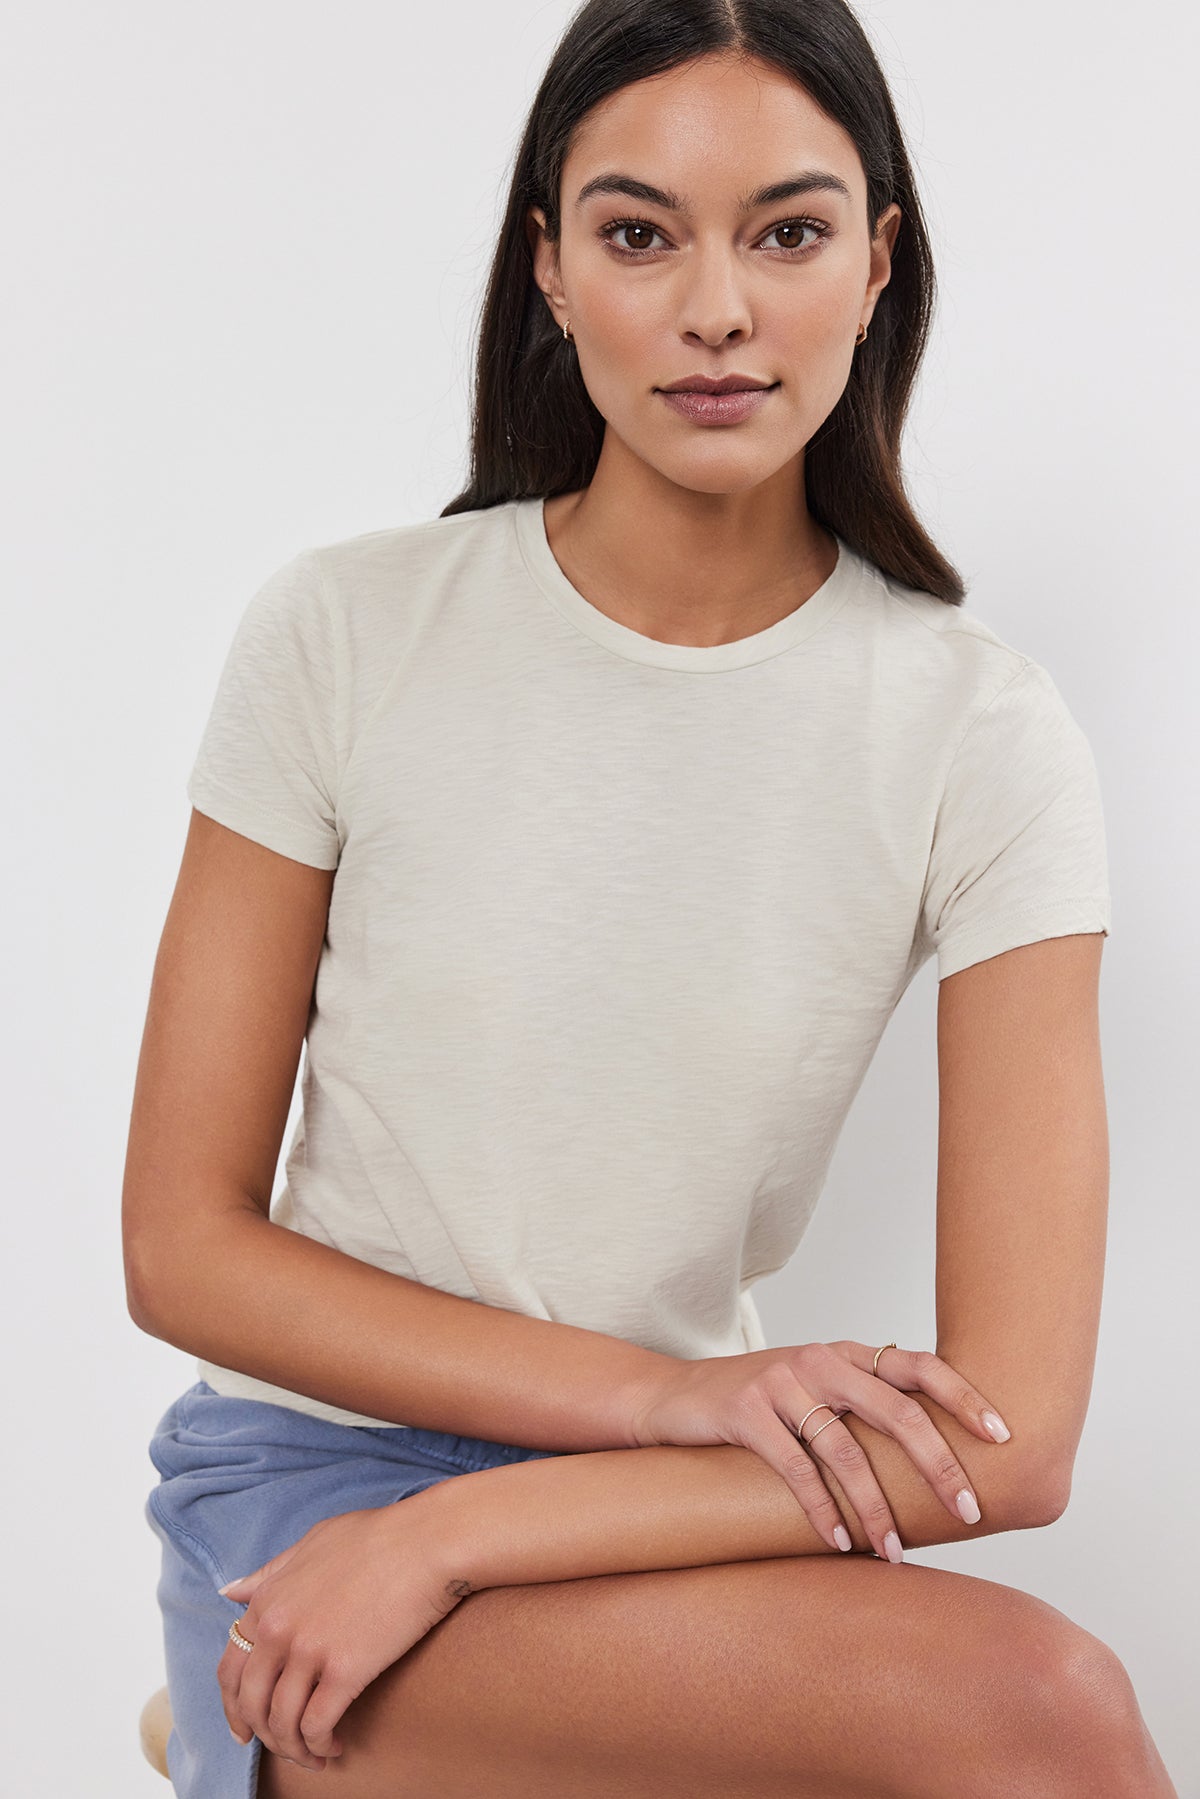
[797,1402,846,1445]
[796,1343,898,1447]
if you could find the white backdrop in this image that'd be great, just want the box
[4,2,1195,1791]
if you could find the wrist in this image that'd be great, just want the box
[617,1350,683,1449]
[386,1350,688,1598]
[393,1470,496,1601]
[391,1446,618,1596]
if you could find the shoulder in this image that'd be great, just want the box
[282,502,521,757]
[306,502,515,617]
[847,551,1082,755]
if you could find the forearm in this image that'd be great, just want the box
[130,1206,671,1452]
[421,1390,1045,1592]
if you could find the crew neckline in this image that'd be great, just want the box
[511,494,860,672]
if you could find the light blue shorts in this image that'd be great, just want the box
[144,1378,562,1796]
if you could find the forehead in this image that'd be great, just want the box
[563,53,863,210]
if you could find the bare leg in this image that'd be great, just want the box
[259,1554,1177,1798]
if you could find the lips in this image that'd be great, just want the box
[658,376,776,395]
[657,385,777,424]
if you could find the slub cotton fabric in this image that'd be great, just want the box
[186,496,1112,1429]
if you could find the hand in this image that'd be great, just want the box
[216,1495,465,1772]
[629,1342,1011,1563]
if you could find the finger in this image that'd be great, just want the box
[217,1638,253,1744]
[219,1572,261,1600]
[794,1411,906,1563]
[849,1342,1011,1444]
[266,1656,328,1772]
[906,1347,1011,1444]
[232,1619,291,1762]
[838,1362,985,1526]
[219,1539,300,1598]
[737,1386,858,1555]
[300,1667,352,1760]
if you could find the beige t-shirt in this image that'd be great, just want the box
[187,497,1111,1428]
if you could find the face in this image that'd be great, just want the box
[528,52,901,496]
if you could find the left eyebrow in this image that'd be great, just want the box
[574,170,853,212]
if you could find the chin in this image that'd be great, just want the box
[652,452,786,497]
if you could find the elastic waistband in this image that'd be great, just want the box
[189,1380,560,1474]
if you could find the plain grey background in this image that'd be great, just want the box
[4,1,1195,1790]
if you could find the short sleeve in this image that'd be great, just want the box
[186,548,342,869]
[919,660,1111,981]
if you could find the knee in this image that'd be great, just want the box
[1016,1610,1149,1793]
[1041,1618,1141,1727]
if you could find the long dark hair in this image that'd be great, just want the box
[441,0,965,605]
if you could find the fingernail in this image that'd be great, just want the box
[982,1411,1010,1443]
[833,1525,852,1552]
[229,1726,244,1744]
[218,1577,246,1595]
[883,1530,903,1563]
[956,1488,982,1524]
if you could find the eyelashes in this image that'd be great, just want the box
[597,214,831,260]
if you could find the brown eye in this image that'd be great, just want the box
[761,217,829,255]
[599,214,828,260]
[600,219,664,256]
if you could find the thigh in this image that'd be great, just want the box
[258,1552,1111,1799]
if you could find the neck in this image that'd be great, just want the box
[541,448,837,649]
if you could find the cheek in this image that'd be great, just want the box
[572,283,662,419]
[769,269,855,349]
[769,285,860,397]
[577,268,657,351]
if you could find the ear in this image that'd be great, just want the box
[862,201,903,322]
[526,205,568,334]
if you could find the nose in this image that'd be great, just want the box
[673,242,754,347]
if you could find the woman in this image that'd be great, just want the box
[126,2,1177,1795]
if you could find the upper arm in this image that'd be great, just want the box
[121,809,335,1328]
[125,545,345,1326]
[933,929,1109,1522]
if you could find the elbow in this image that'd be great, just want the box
[124,1238,171,1338]
[1004,1455,1074,1531]
[128,1292,163,1339]
[126,1274,161,1338]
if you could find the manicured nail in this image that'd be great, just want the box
[218,1577,246,1595]
[982,1411,1010,1443]
[833,1525,852,1552]
[956,1488,982,1524]
[883,1530,903,1563]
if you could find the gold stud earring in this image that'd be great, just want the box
[563,318,571,340]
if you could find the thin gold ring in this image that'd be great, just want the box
[228,1619,255,1654]
[873,1341,898,1377]
[797,1402,835,1439]
[805,1411,846,1445]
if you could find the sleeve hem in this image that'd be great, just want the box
[186,774,341,870]
[936,896,1111,982]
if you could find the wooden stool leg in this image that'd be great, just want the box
[140,1684,173,1778]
